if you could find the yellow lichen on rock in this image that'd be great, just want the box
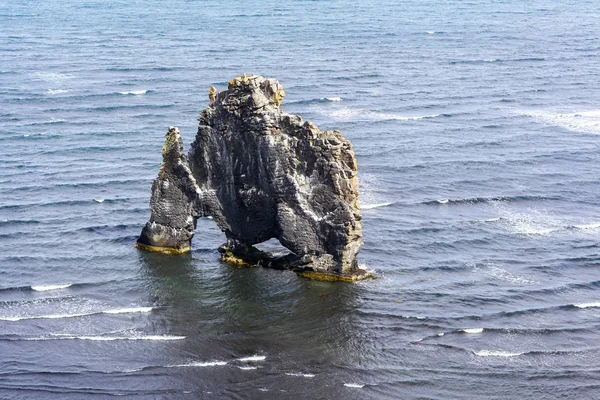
[220,251,257,268]
[295,269,374,282]
[134,242,190,255]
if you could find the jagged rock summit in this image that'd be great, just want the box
[137,75,369,281]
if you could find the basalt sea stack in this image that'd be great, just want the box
[137,75,369,281]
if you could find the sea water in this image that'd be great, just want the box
[1,0,599,398]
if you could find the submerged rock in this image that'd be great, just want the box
[137,75,368,281]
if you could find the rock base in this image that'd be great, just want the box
[217,244,374,282]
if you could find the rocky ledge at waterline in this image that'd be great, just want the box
[136,75,370,281]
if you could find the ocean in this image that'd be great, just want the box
[1,0,600,398]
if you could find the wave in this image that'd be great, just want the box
[474,350,523,357]
[0,306,153,321]
[237,355,266,362]
[573,223,600,232]
[35,72,74,82]
[290,96,342,105]
[523,109,600,134]
[238,366,258,370]
[449,57,544,65]
[46,89,70,95]
[460,328,484,334]
[14,334,185,341]
[169,361,228,368]
[422,195,557,206]
[344,383,365,388]
[118,90,149,95]
[326,108,440,122]
[285,372,316,378]
[361,201,394,210]
[573,302,600,309]
[30,284,72,291]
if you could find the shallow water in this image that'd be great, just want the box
[1,0,600,398]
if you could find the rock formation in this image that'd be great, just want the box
[137,75,369,281]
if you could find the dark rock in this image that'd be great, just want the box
[137,75,369,281]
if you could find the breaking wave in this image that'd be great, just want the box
[30,284,72,291]
[118,90,149,95]
[361,201,394,210]
[326,107,440,122]
[0,306,154,321]
[474,350,523,357]
[524,109,600,134]
[237,355,266,362]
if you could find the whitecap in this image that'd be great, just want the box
[436,199,449,204]
[237,355,266,362]
[30,284,72,291]
[484,217,500,222]
[574,223,600,231]
[574,302,600,309]
[23,335,185,341]
[35,72,74,82]
[344,383,365,388]
[437,332,445,337]
[324,97,341,102]
[0,306,153,321]
[285,372,315,378]
[170,361,228,367]
[119,90,148,95]
[461,328,484,334]
[426,31,436,34]
[104,307,154,314]
[361,202,393,210]
[94,198,105,203]
[475,350,523,357]
[327,108,439,122]
[524,109,600,134]
[46,89,70,95]
[238,366,258,370]
[476,264,536,285]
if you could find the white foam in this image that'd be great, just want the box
[461,328,484,334]
[361,202,393,210]
[237,355,266,362]
[524,109,600,134]
[104,307,154,314]
[481,265,536,285]
[484,217,500,222]
[426,31,436,34]
[36,72,74,82]
[327,108,439,122]
[25,335,185,341]
[94,198,105,203]
[285,372,315,378]
[574,302,600,309]
[437,332,445,337]
[574,223,600,231]
[170,361,228,368]
[325,97,342,102]
[119,90,148,95]
[30,284,72,291]
[238,366,258,370]
[0,306,153,321]
[46,89,70,95]
[436,199,449,204]
[493,204,562,236]
[344,383,365,388]
[475,350,523,357]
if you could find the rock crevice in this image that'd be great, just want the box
[137,75,368,280]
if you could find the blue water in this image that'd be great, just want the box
[1,0,600,398]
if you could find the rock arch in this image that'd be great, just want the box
[136,76,368,281]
